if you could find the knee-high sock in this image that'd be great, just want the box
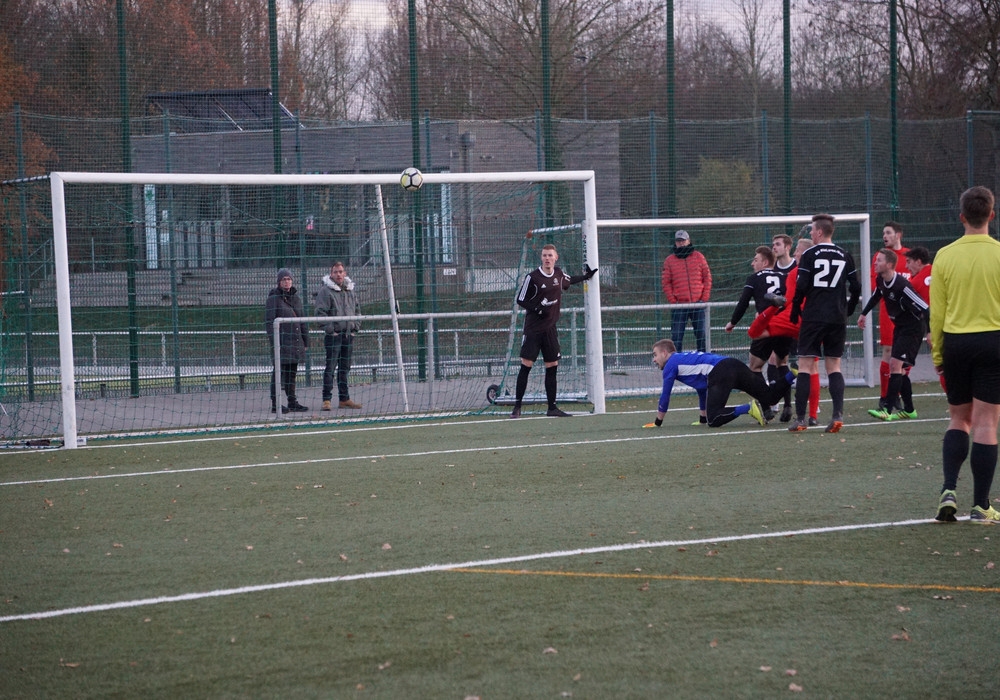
[899,374,914,412]
[886,373,903,413]
[971,442,998,510]
[795,372,812,420]
[545,365,558,408]
[809,372,820,418]
[941,429,970,492]
[879,361,891,400]
[514,364,531,404]
[828,371,845,417]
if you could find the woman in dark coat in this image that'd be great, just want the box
[265,268,309,412]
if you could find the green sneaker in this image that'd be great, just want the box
[868,408,892,421]
[891,409,918,420]
[748,400,767,426]
[935,490,957,522]
[969,505,1000,524]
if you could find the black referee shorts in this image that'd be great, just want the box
[942,330,1000,406]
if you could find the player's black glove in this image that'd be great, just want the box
[764,292,786,309]
[582,264,598,280]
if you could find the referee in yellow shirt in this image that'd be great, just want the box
[930,186,1000,523]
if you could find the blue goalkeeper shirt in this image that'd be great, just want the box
[658,351,726,414]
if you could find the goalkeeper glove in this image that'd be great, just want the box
[583,264,598,280]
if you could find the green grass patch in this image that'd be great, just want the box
[2,389,998,696]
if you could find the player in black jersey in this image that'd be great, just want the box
[857,248,928,420]
[769,231,801,421]
[725,246,790,380]
[510,244,597,418]
[788,214,862,433]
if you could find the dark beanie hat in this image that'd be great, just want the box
[277,268,293,285]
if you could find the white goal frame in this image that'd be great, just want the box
[49,170,605,449]
[597,213,875,391]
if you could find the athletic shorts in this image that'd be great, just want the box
[797,320,846,359]
[942,330,1000,406]
[749,336,794,363]
[520,326,561,364]
[890,328,923,368]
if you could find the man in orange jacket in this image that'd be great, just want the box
[661,230,712,352]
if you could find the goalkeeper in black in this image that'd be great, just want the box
[510,243,597,418]
[788,213,862,433]
[857,248,929,420]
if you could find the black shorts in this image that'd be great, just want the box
[797,320,846,359]
[520,326,561,363]
[942,330,1000,406]
[750,336,794,363]
[890,328,923,368]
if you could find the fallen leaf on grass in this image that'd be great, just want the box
[44,499,54,508]
[987,562,995,570]
[381,543,392,550]
[543,647,558,654]
[709,639,718,648]
[789,683,803,692]
[896,605,910,612]
[378,660,391,670]
[638,582,650,592]
[59,659,80,668]
[759,666,772,672]
[892,630,911,641]
[932,595,953,600]
[339,554,348,561]
[785,669,797,676]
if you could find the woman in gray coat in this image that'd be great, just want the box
[265,268,309,413]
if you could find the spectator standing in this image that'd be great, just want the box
[315,261,362,411]
[661,230,712,352]
[788,214,862,433]
[930,186,1000,524]
[265,268,309,413]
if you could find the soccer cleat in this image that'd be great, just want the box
[808,417,818,427]
[890,409,918,420]
[748,400,767,426]
[779,405,793,423]
[788,418,808,432]
[868,408,892,421]
[935,490,958,522]
[339,399,362,409]
[547,407,572,417]
[321,400,332,411]
[510,406,521,419]
[824,414,843,433]
[969,505,1000,524]
[762,405,776,423]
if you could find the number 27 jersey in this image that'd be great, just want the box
[794,242,861,324]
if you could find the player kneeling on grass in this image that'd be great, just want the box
[643,339,798,429]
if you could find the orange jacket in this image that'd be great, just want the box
[661,248,712,304]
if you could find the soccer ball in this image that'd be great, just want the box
[400,167,423,191]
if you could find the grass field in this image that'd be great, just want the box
[2,383,999,698]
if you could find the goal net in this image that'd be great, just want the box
[25,171,602,447]
[593,214,876,400]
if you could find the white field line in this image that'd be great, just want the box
[0,413,946,488]
[0,517,935,623]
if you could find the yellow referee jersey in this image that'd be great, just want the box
[929,233,1000,367]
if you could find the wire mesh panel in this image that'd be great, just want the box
[9,171,601,445]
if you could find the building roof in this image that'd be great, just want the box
[146,88,298,133]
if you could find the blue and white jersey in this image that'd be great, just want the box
[658,351,726,413]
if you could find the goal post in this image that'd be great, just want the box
[48,170,604,449]
[596,213,875,397]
